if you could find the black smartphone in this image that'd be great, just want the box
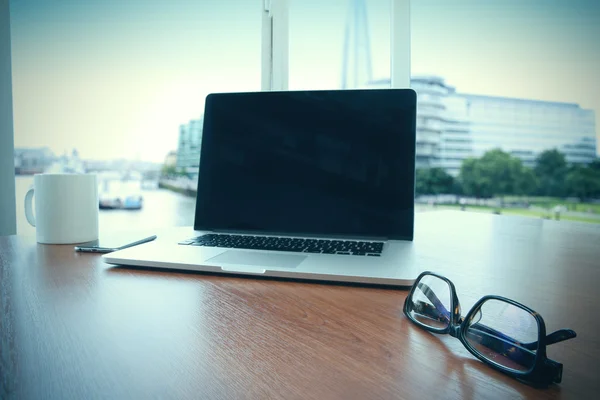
[74,234,157,253]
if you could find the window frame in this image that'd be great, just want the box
[1,0,17,236]
[263,0,410,90]
[391,0,411,88]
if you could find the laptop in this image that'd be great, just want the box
[103,89,419,286]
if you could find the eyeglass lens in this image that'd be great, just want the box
[406,274,452,330]
[465,299,539,372]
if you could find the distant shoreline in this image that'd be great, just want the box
[158,180,197,198]
[14,170,44,176]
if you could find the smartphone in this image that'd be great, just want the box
[74,234,157,253]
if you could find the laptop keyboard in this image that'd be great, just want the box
[179,234,384,256]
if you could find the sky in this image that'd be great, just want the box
[8,0,600,162]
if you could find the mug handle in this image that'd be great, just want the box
[24,185,36,227]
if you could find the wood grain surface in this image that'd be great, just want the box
[1,211,599,399]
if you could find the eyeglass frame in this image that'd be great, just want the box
[403,271,576,387]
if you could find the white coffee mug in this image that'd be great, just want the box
[24,173,99,244]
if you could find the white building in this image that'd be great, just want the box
[369,77,597,175]
[459,94,597,168]
[14,147,56,174]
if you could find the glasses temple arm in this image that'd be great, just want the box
[466,324,570,385]
[468,323,576,351]
[543,329,577,346]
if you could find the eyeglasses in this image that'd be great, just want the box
[403,271,577,387]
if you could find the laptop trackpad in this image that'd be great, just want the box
[207,250,306,269]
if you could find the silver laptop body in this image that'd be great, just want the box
[104,89,419,286]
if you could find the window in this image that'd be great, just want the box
[7,0,599,233]
[10,0,262,234]
[9,0,410,234]
[411,0,600,220]
[289,0,391,90]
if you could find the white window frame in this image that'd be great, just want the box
[391,0,411,88]
[261,0,289,91]
[262,0,410,90]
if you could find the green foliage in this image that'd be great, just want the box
[415,168,455,195]
[177,167,188,176]
[161,164,178,177]
[566,165,600,200]
[459,149,536,198]
[534,149,568,197]
[459,157,491,198]
[417,149,597,201]
[516,166,539,196]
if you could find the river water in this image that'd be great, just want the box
[14,176,197,237]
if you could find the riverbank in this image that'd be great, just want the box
[158,179,197,197]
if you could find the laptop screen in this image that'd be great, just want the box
[194,89,416,240]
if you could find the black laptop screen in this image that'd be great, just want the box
[194,89,416,240]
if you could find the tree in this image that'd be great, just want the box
[415,168,455,195]
[515,166,539,196]
[459,149,537,199]
[459,157,493,198]
[534,149,568,197]
[566,165,600,200]
[161,164,178,177]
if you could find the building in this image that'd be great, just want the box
[409,76,448,169]
[459,94,597,168]
[369,76,470,174]
[14,147,56,174]
[176,117,203,177]
[409,76,474,173]
[368,77,597,175]
[45,148,85,174]
[438,94,472,175]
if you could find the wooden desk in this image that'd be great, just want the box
[1,211,598,399]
